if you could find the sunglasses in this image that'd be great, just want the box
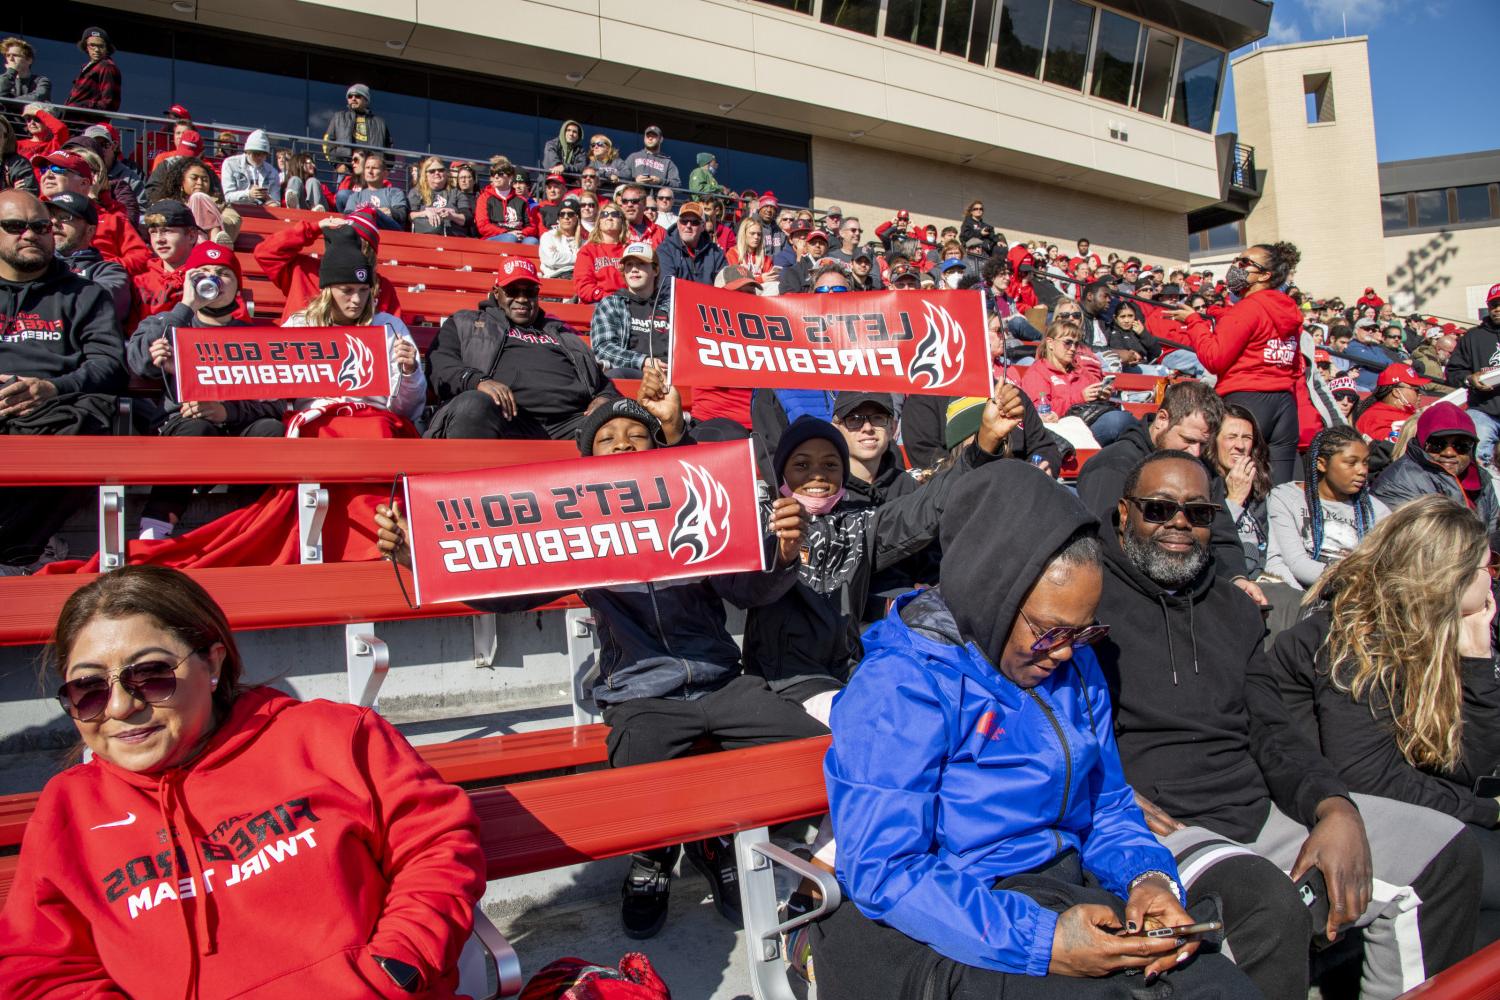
[558,210,578,218]
[0,218,54,236]
[57,648,204,722]
[425,167,446,174]
[1054,312,1081,321]
[839,411,889,430]
[1126,496,1220,527]
[1231,256,1269,273]
[1055,338,1081,349]
[599,210,623,219]
[1020,609,1110,654]
[815,285,849,294]
[590,140,607,146]
[1424,435,1474,456]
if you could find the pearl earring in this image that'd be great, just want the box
[211,678,218,688]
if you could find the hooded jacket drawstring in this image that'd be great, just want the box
[1187,595,1200,677]
[157,771,218,1000]
[1156,594,1179,686]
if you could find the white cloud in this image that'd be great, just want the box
[1265,15,1302,44]
[1299,0,1398,32]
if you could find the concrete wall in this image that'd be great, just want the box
[1231,38,1385,300]
[97,0,1223,214]
[811,137,1191,266]
[1384,225,1500,325]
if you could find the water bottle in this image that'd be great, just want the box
[1037,397,1052,419]
[194,275,223,301]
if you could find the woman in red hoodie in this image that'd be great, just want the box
[1170,241,1305,483]
[0,567,486,998]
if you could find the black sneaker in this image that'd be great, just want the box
[621,856,671,940]
[684,835,743,926]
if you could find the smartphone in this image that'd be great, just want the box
[1099,375,1117,388]
[1142,920,1222,940]
[1474,774,1500,797]
[1295,867,1333,946]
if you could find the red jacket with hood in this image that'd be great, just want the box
[0,687,484,999]
[475,187,540,239]
[252,220,403,320]
[1178,289,1304,395]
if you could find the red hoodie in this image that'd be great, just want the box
[253,220,403,321]
[0,687,484,999]
[474,187,540,239]
[573,241,626,303]
[1178,289,1304,395]
[17,108,69,162]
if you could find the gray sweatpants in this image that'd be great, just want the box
[1163,794,1480,999]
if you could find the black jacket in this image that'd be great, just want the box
[1372,446,1499,532]
[1095,521,1350,842]
[425,298,618,431]
[3,154,37,195]
[1076,420,1249,581]
[59,247,129,325]
[1106,321,1160,363]
[0,258,124,395]
[958,216,996,256]
[127,303,285,430]
[1266,609,1500,828]
[900,390,1061,472]
[656,227,727,286]
[1445,316,1500,418]
[741,441,998,698]
[323,109,392,163]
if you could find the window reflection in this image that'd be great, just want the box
[1134,28,1178,118]
[1090,9,1139,106]
[886,0,941,49]
[1455,185,1492,223]
[821,0,880,37]
[967,0,995,65]
[1171,39,1222,132]
[995,0,1050,79]
[1381,194,1410,233]
[1413,190,1447,228]
[1041,0,1094,92]
[941,0,975,58]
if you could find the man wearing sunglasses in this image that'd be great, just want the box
[614,183,665,248]
[656,201,726,287]
[1444,282,1500,471]
[1373,401,1498,531]
[0,189,125,571]
[1096,450,1481,999]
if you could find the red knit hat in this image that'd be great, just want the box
[181,241,241,282]
[344,207,380,248]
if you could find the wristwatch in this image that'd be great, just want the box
[373,955,424,994]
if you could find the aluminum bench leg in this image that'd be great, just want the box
[297,481,328,564]
[98,485,126,572]
[345,624,388,708]
[735,826,842,1000]
[565,606,600,725]
[473,613,498,668]
[457,904,523,1000]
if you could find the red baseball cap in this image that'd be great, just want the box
[1314,349,1331,363]
[545,172,565,186]
[896,209,910,221]
[496,257,540,289]
[181,241,242,282]
[1488,282,1500,304]
[177,129,203,155]
[31,150,94,183]
[164,104,193,120]
[1377,363,1431,389]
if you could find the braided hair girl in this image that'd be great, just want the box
[1303,426,1378,559]
[1266,424,1391,588]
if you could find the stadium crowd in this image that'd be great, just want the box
[4,24,1500,1000]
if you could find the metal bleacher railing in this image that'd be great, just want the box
[0,96,808,215]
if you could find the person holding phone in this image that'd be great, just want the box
[817,462,1257,1000]
[1096,450,1482,999]
[1266,494,1500,947]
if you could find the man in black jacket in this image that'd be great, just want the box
[1076,380,1265,603]
[46,191,128,324]
[0,189,124,569]
[1444,283,1500,470]
[425,257,619,440]
[1096,450,1482,999]
[322,84,391,170]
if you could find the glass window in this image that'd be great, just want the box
[941,0,976,58]
[1203,220,1245,252]
[173,58,308,140]
[755,0,814,11]
[885,0,941,48]
[1090,10,1139,106]
[1041,0,1093,91]
[1171,39,1222,132]
[1455,184,1493,223]
[967,0,996,64]
[821,0,880,37]
[1380,194,1410,233]
[1133,28,1178,118]
[995,0,1050,79]
[1413,189,1448,228]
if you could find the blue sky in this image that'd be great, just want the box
[1217,0,1498,162]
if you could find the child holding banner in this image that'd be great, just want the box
[373,371,825,942]
[126,242,286,539]
[280,225,426,438]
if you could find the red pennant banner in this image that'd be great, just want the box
[171,325,392,402]
[403,440,766,607]
[669,280,992,396]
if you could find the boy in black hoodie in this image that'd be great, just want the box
[1094,450,1481,999]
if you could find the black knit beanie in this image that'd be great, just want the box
[319,226,373,287]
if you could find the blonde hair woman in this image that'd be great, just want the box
[726,216,776,283]
[585,133,627,186]
[1267,494,1500,943]
[573,199,627,303]
[408,154,470,236]
[280,225,426,437]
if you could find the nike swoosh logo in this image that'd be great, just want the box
[91,812,136,830]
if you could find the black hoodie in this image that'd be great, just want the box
[1094,516,1349,842]
[938,460,1097,664]
[1445,315,1500,418]
[0,257,124,396]
[1076,419,1249,582]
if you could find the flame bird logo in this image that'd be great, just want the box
[668,461,732,566]
[906,302,967,390]
[336,334,376,393]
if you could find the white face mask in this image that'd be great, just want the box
[944,271,962,289]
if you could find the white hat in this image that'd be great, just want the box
[620,242,656,265]
[244,130,271,154]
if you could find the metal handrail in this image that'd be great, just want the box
[0,95,807,212]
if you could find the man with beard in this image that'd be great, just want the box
[0,189,124,570]
[45,191,128,323]
[1093,450,1482,999]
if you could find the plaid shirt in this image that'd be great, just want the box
[589,284,672,373]
[68,59,121,112]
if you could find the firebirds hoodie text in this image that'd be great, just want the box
[824,463,1179,976]
[0,687,485,999]
[0,257,125,397]
[1177,288,1304,395]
